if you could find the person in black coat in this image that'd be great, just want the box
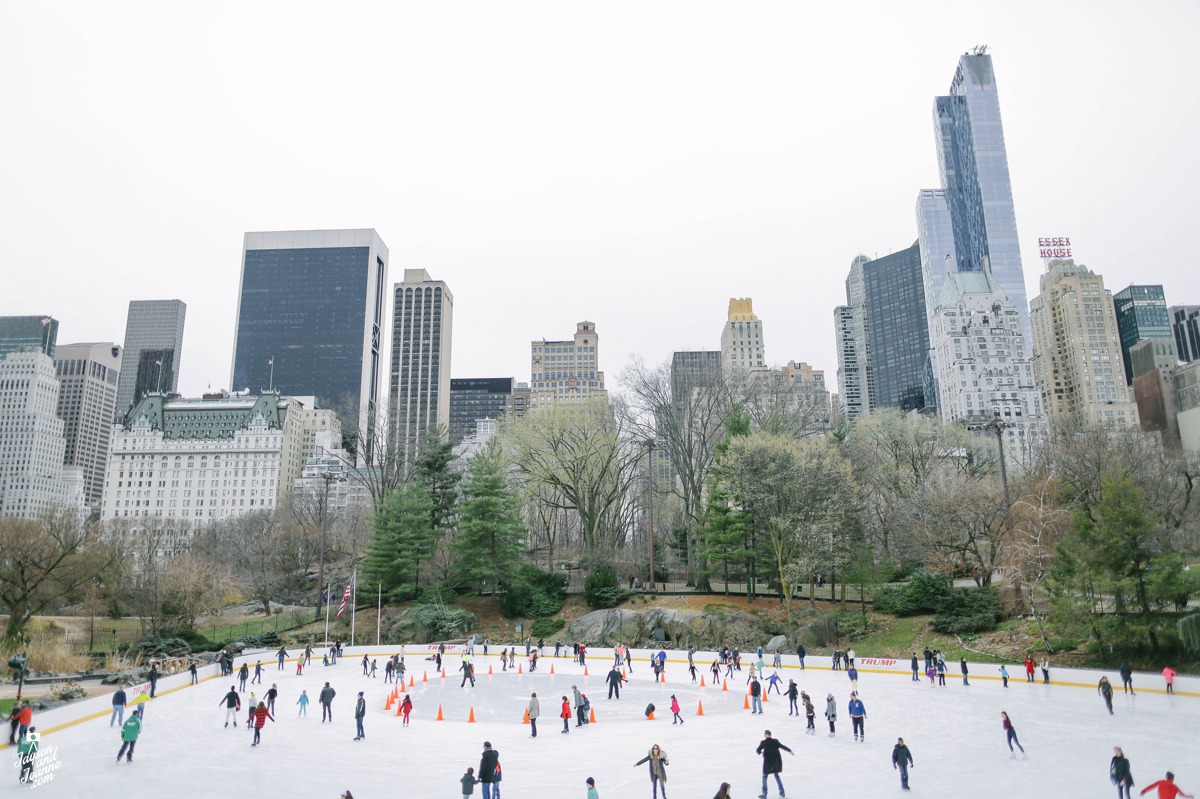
[756,730,793,799]
[479,741,501,799]
[892,738,914,791]
[1119,663,1135,695]
[606,667,625,699]
[1110,746,1134,799]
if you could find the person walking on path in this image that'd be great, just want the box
[892,737,914,791]
[847,665,858,692]
[400,694,413,725]
[749,677,763,714]
[250,701,274,747]
[277,646,288,670]
[238,662,249,692]
[786,680,799,716]
[796,644,805,670]
[110,687,127,727]
[1000,711,1025,758]
[755,730,792,799]
[1099,676,1115,715]
[634,744,669,799]
[319,682,336,723]
[960,658,970,686]
[1111,746,1135,799]
[824,693,837,735]
[220,685,241,727]
[17,726,38,783]
[1162,666,1177,695]
[560,696,572,733]
[478,741,502,799]
[911,654,920,681]
[1120,663,1135,695]
[848,693,866,742]
[266,684,278,714]
[670,695,684,725]
[1000,665,1009,688]
[117,710,141,763]
[607,666,625,699]
[297,690,309,717]
[1140,772,1193,799]
[353,692,367,740]
[527,693,539,738]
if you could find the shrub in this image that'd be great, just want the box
[174,629,216,652]
[228,631,284,650]
[414,582,460,606]
[531,617,565,638]
[584,566,621,609]
[529,590,563,618]
[932,587,1002,634]
[497,566,568,618]
[872,572,953,615]
[498,582,534,619]
[134,637,193,659]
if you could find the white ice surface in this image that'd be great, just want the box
[10,647,1196,798]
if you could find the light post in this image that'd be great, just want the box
[967,417,1012,508]
[643,438,657,592]
[314,471,336,618]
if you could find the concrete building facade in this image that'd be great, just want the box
[54,342,122,508]
[721,298,766,374]
[530,321,605,410]
[391,268,453,458]
[116,300,186,418]
[834,257,872,421]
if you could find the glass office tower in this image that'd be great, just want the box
[863,242,929,411]
[231,230,388,450]
[0,315,59,360]
[116,299,186,417]
[1113,285,1171,384]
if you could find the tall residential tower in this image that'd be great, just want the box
[116,300,187,418]
[390,269,454,457]
[54,342,122,508]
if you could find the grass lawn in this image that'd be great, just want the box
[0,698,14,716]
[849,616,927,657]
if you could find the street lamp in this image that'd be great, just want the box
[643,438,657,592]
[314,471,336,618]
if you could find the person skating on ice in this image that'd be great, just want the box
[560,696,572,733]
[1000,665,1009,687]
[848,692,866,742]
[755,729,792,799]
[1099,676,1115,714]
[461,767,478,799]
[911,653,920,681]
[607,666,625,699]
[824,693,837,736]
[749,677,763,714]
[320,681,337,722]
[1162,666,1177,695]
[250,701,274,747]
[586,776,599,799]
[1111,746,1135,799]
[1000,711,1025,758]
[1140,772,1193,799]
[1120,662,1135,695]
[478,741,502,799]
[670,695,683,724]
[892,737,914,791]
[528,692,539,737]
[803,693,816,733]
[219,685,241,727]
[400,694,413,725]
[786,680,798,715]
[296,690,309,717]
[634,744,669,799]
[960,658,969,686]
[354,691,367,740]
[117,710,141,763]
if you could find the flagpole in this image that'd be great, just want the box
[268,357,274,392]
[376,582,382,646]
[323,581,331,645]
[350,568,357,646]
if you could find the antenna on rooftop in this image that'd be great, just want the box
[973,45,989,55]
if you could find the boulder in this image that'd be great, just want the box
[642,608,712,646]
[765,634,789,653]
[101,669,145,686]
[566,609,642,646]
[386,605,476,644]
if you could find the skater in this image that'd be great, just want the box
[689,662,698,683]
[832,648,841,671]
[1000,665,1009,687]
[461,767,478,799]
[362,655,370,676]
[911,653,920,681]
[607,666,625,699]
[1024,656,1036,683]
[220,685,241,727]
[297,690,309,716]
[1040,657,1050,684]
[960,658,969,685]
[17,726,38,783]
[561,696,572,733]
[110,686,127,727]
[586,776,599,799]
[714,783,732,799]
[892,737,914,791]
[384,659,394,683]
[824,693,837,735]
[1000,711,1025,757]
[478,741,502,799]
[624,645,633,672]
[846,649,856,668]
[847,665,858,692]
[296,657,304,676]
[634,744,669,799]
[711,660,721,685]
[266,683,278,714]
[1162,666,1177,695]
[116,710,141,763]
[250,701,274,747]
[755,730,792,799]
[574,685,586,726]
[803,694,816,733]
[749,677,763,714]
[320,681,336,722]
[1140,772,1193,799]
[848,692,866,742]
[1120,663,1135,695]
[528,693,539,738]
[277,646,288,670]
[354,692,366,740]
[148,662,158,698]
[397,658,406,685]
[400,695,413,725]
[796,643,806,670]
[767,671,783,695]
[923,647,932,672]
[786,680,799,715]
[670,694,684,725]
[1111,746,1134,799]
[189,661,198,685]
[500,648,508,672]
[936,658,946,686]
[246,692,258,726]
[251,660,263,684]
[1099,676,1115,715]
[461,660,476,687]
[238,662,249,692]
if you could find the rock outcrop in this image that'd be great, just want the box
[566,607,768,649]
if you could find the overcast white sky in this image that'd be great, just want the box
[2,1,1197,399]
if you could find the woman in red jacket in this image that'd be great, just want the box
[250,701,274,747]
[560,696,572,734]
[400,695,413,726]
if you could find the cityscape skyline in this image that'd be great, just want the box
[2,4,1197,399]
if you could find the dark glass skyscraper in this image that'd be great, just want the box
[1113,284,1171,384]
[0,315,58,360]
[449,378,513,443]
[231,230,388,440]
[863,242,929,411]
[1171,305,1200,363]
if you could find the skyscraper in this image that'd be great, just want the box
[449,377,513,444]
[530,322,605,410]
[1171,305,1200,363]
[390,268,453,457]
[0,315,59,360]
[670,351,722,407]
[54,342,122,508]
[116,299,187,417]
[232,229,389,442]
[1112,285,1171,384]
[863,242,929,411]
[834,256,872,421]
[721,298,766,374]
[1029,259,1139,430]
[926,50,1031,351]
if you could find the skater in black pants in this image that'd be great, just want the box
[607,667,625,699]
[1110,746,1134,799]
[960,658,969,686]
[786,680,799,715]
[848,693,866,742]
[911,654,920,681]
[1119,663,1135,695]
[1098,676,1115,715]
[824,693,837,735]
[755,730,793,799]
[238,663,249,692]
[892,738,914,791]
[803,694,816,733]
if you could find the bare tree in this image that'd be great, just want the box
[1005,474,1071,651]
[912,473,1009,586]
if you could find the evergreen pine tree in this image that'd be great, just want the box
[454,441,524,593]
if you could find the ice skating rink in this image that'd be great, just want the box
[11,647,1196,798]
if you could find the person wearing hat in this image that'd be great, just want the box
[479,741,502,799]
[354,691,367,740]
[586,777,599,799]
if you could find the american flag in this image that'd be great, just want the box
[335,584,352,618]
[40,317,50,327]
[267,357,274,366]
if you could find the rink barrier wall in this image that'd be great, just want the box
[1,646,1194,749]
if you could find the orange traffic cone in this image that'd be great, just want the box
[436,704,444,721]
[409,675,415,687]
[743,694,750,710]
[422,672,428,683]
[700,675,706,687]
[395,700,403,716]
[550,664,555,674]
[589,707,597,723]
[385,694,394,710]
[722,680,729,692]
[697,701,705,716]
[647,711,655,720]
[488,664,493,675]
[518,664,523,674]
[441,668,446,679]
[522,708,530,725]
[763,691,769,703]
[660,672,665,683]
[468,707,476,723]
[584,666,589,677]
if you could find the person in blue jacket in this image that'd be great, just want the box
[848,693,866,742]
